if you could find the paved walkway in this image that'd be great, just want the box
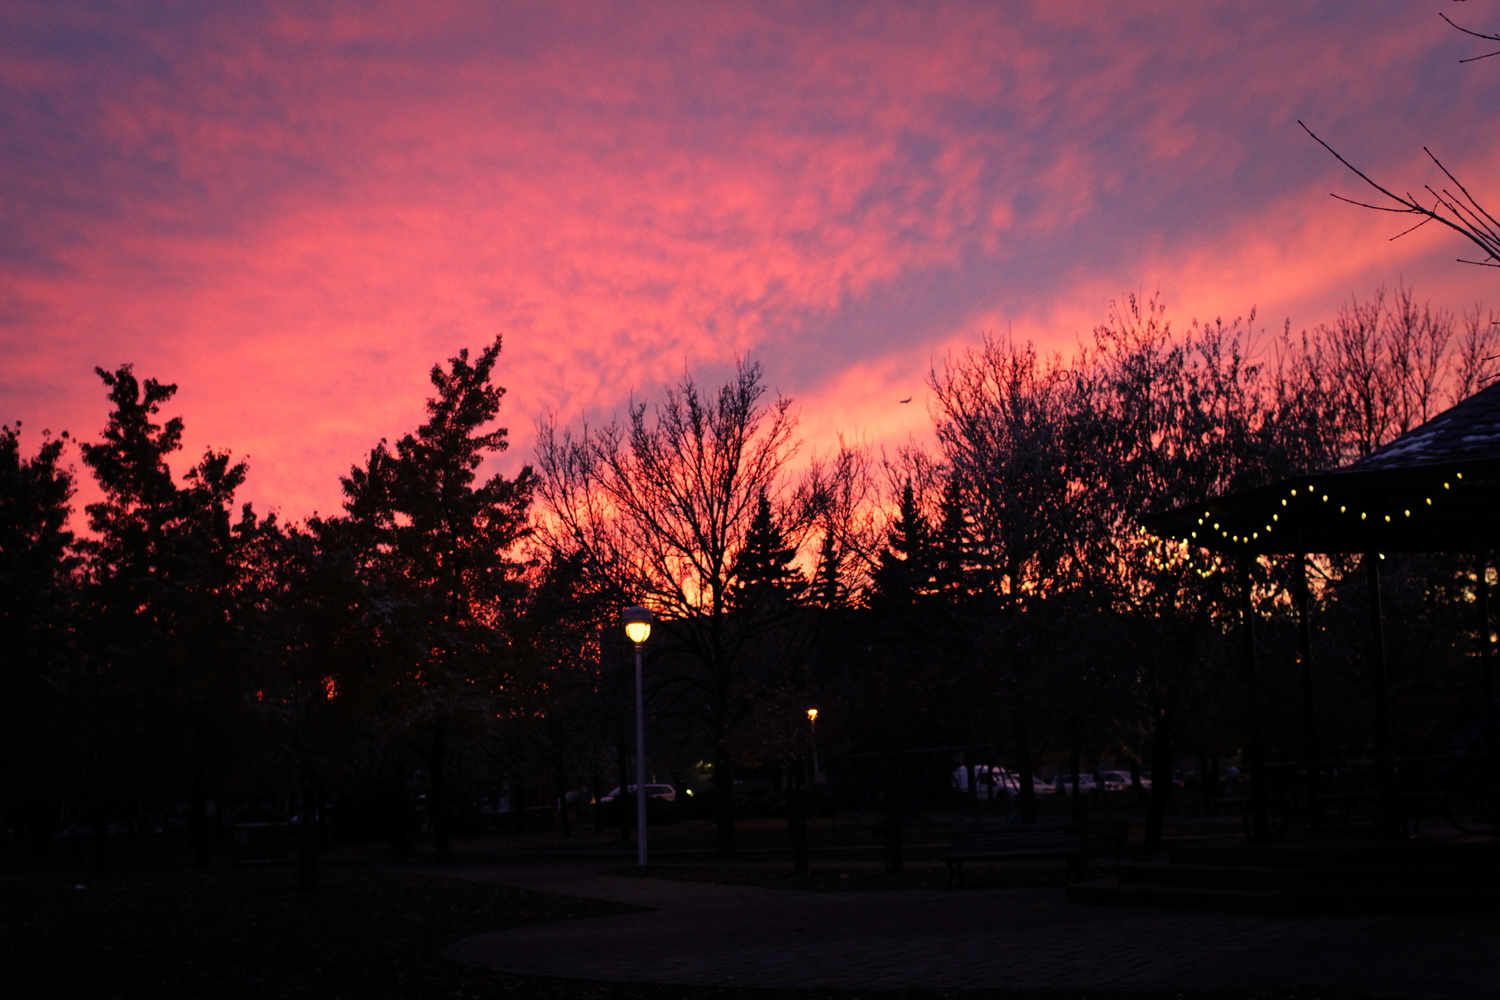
[436,863,1500,997]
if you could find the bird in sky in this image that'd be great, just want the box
[899,397,912,404]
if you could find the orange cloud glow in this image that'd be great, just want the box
[2,1,1495,519]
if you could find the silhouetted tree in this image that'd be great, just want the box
[536,360,805,857]
[328,338,534,863]
[78,365,255,869]
[0,423,78,857]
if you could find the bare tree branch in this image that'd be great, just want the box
[1439,11,1500,61]
[1300,121,1500,267]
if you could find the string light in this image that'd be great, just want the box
[1143,467,1466,560]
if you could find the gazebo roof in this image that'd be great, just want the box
[1141,382,1500,555]
[1345,380,1500,472]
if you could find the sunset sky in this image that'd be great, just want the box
[3,1,1498,520]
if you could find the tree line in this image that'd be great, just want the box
[3,286,1496,877]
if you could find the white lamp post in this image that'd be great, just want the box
[622,605,654,867]
[806,708,820,783]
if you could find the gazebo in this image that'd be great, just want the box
[1141,381,1500,843]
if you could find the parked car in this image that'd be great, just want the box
[1053,773,1097,794]
[600,783,676,803]
[953,766,1047,801]
[1099,770,1148,792]
[952,766,1008,801]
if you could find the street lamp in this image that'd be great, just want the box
[806,708,820,783]
[622,605,654,867]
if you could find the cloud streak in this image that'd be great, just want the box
[1,0,1495,517]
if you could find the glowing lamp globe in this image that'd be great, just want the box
[806,708,819,723]
[622,605,654,645]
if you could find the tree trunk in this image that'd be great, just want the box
[1196,750,1209,815]
[713,747,736,858]
[390,770,413,860]
[1130,755,1148,805]
[91,788,108,879]
[189,770,210,866]
[1010,683,1037,823]
[593,767,606,834]
[788,764,808,873]
[428,726,450,863]
[30,796,52,864]
[556,757,571,838]
[883,754,904,875]
[1006,557,1037,823]
[316,787,330,852]
[513,774,527,836]
[298,772,318,891]
[90,666,109,879]
[1143,686,1176,855]
[1069,729,1085,822]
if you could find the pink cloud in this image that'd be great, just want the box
[1,1,1495,520]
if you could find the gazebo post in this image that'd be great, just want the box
[1479,551,1496,804]
[1239,556,1270,840]
[1293,555,1324,834]
[1365,554,1399,842]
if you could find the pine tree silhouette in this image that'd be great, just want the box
[728,490,804,612]
[811,528,846,609]
[869,480,935,606]
[931,478,974,600]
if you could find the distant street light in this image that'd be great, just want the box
[622,605,654,867]
[806,708,820,783]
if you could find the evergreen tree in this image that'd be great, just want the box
[811,528,847,609]
[330,337,534,862]
[868,481,935,606]
[729,491,805,612]
[0,423,78,856]
[931,478,975,600]
[78,365,256,866]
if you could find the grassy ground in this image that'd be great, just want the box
[0,863,1383,1000]
[15,804,1246,871]
[603,863,1099,891]
[1,809,1339,1000]
[415,811,1246,863]
[2,867,638,999]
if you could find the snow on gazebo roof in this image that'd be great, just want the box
[1347,380,1500,472]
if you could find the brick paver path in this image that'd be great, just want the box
[437,864,1499,997]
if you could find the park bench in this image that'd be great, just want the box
[940,816,1129,888]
